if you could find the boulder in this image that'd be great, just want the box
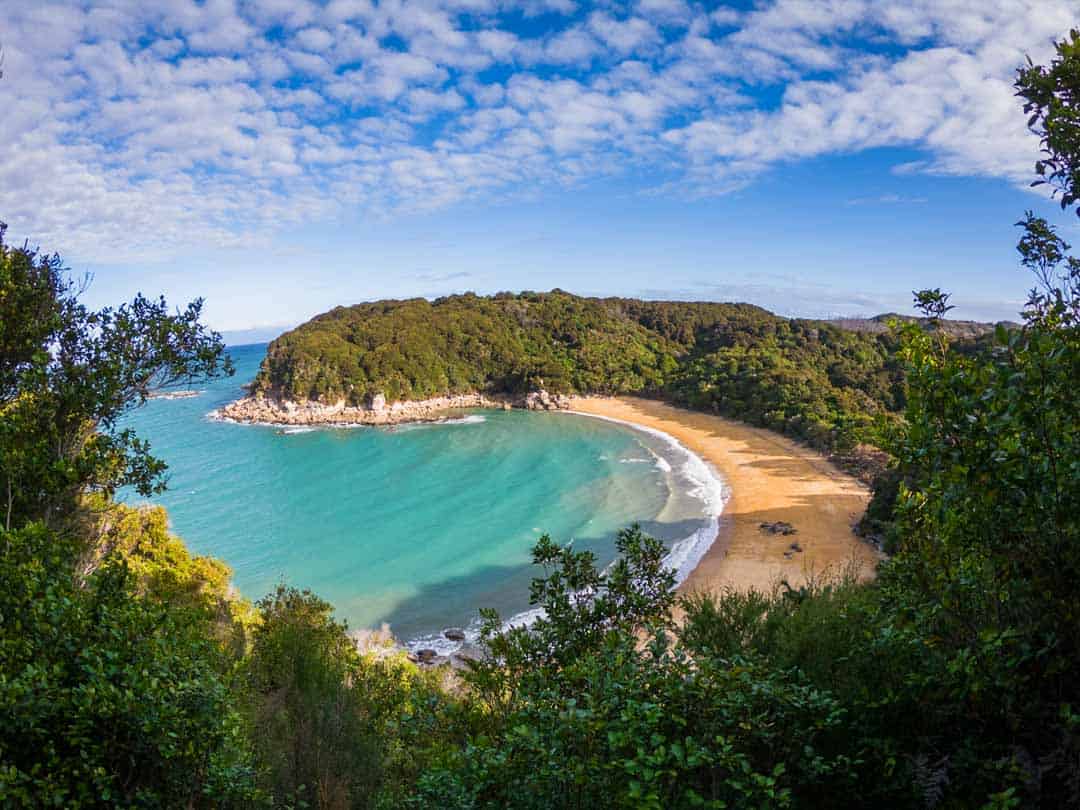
[416,648,438,664]
[443,627,466,642]
[759,521,797,536]
[520,389,569,411]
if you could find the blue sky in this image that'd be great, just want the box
[1,1,1078,337]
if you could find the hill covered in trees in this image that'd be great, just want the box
[252,292,981,452]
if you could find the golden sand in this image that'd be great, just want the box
[568,397,880,595]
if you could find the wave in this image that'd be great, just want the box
[150,389,203,400]
[619,450,674,473]
[405,409,729,656]
[394,414,487,432]
[576,410,728,518]
[443,414,486,425]
[405,603,549,657]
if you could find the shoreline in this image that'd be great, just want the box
[561,407,728,586]
[213,391,877,661]
[214,389,573,426]
[218,391,877,597]
[397,397,877,663]
[567,397,879,596]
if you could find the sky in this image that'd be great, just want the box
[1,0,1078,339]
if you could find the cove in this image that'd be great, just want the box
[121,343,720,647]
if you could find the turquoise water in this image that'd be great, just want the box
[121,343,720,647]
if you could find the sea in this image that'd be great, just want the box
[120,343,727,653]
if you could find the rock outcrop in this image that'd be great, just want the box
[216,389,572,426]
[521,390,573,411]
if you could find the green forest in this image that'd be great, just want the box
[254,292,916,455]
[2,29,1079,810]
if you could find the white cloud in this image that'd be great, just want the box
[587,13,660,55]
[543,27,602,65]
[636,0,693,26]
[294,26,335,52]
[0,0,1075,261]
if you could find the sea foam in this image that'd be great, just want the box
[405,409,729,656]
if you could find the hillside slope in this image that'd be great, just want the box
[246,290,951,451]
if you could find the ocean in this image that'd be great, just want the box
[120,343,725,651]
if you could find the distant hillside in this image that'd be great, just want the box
[831,313,1016,341]
[251,290,917,452]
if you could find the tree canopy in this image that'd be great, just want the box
[253,291,935,455]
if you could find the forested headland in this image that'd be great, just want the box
[251,292,992,456]
[1,29,1078,810]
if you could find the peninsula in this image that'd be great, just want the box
[219,289,928,455]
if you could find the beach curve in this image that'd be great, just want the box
[568,396,880,595]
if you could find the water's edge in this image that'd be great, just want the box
[402,408,730,657]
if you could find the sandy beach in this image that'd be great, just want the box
[569,397,880,595]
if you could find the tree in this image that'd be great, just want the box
[243,585,382,809]
[1016,29,1080,215]
[0,226,253,805]
[0,223,233,530]
[417,528,865,810]
[860,31,1080,802]
[0,523,260,807]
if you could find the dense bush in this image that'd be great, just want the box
[413,530,876,810]
[0,522,259,807]
[254,291,678,404]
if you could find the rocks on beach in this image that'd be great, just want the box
[521,390,573,411]
[217,388,572,426]
[760,521,798,536]
[351,623,480,670]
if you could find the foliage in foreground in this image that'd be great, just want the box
[0,222,232,532]
[0,521,259,807]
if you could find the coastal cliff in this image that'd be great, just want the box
[218,388,574,426]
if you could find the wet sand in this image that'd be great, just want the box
[568,397,880,595]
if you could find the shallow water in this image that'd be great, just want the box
[120,343,723,646]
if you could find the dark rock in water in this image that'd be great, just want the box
[444,627,466,642]
[760,521,797,536]
[416,648,438,664]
